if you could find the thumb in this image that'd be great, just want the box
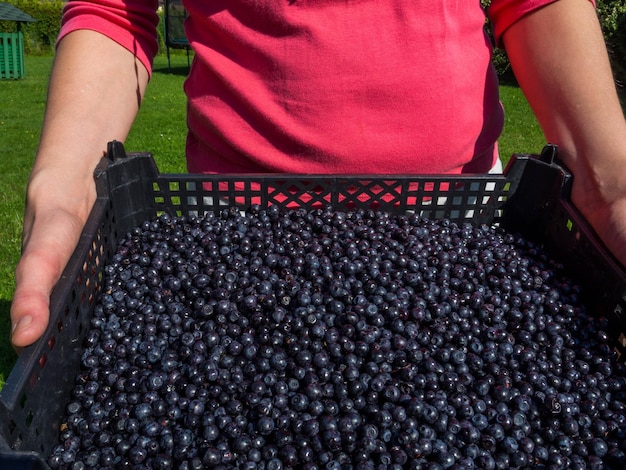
[11,249,57,348]
[11,208,85,348]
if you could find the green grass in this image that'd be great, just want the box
[497,75,545,165]
[0,55,52,391]
[0,54,546,390]
[496,73,626,161]
[124,58,189,172]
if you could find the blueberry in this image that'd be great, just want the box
[51,207,626,469]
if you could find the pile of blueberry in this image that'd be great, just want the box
[48,206,626,469]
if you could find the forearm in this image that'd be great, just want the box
[27,29,150,237]
[502,0,626,176]
[33,29,149,181]
[502,0,626,269]
[23,27,150,283]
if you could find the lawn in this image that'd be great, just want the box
[498,74,545,164]
[0,54,545,389]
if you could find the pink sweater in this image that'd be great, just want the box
[59,0,562,175]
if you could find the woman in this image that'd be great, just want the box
[10,0,626,347]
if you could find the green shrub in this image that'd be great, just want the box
[157,9,165,53]
[480,0,511,76]
[597,0,626,89]
[482,0,626,86]
[0,1,170,55]
[0,0,64,55]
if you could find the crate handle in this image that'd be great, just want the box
[539,143,559,165]
[105,140,128,162]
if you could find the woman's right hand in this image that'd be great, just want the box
[11,165,98,348]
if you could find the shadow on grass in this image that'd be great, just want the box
[0,300,19,388]
[497,69,520,88]
[153,64,191,77]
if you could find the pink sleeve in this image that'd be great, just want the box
[489,0,596,45]
[57,0,160,75]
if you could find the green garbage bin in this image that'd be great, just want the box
[0,2,37,79]
[0,31,25,79]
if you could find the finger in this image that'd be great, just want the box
[11,211,85,348]
[11,249,57,348]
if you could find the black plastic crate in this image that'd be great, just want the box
[1,141,625,469]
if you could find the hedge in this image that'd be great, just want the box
[0,0,168,55]
[0,0,63,55]
[481,0,626,87]
[597,0,626,89]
